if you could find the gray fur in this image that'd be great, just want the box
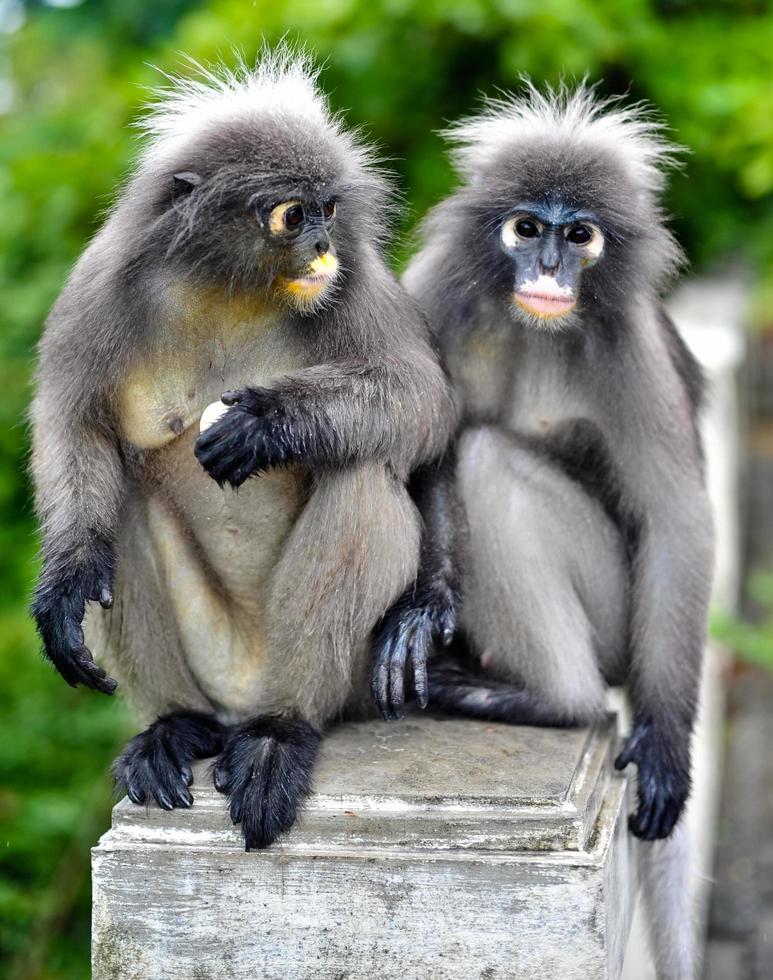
[639,824,697,979]
[30,50,454,734]
[458,425,627,721]
[405,84,713,978]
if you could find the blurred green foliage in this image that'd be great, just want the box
[1,0,772,976]
[713,571,773,668]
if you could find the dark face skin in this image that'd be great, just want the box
[170,171,342,309]
[499,200,605,323]
[258,193,340,307]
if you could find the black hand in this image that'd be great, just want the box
[372,583,457,720]
[614,717,691,841]
[194,387,296,488]
[32,569,117,694]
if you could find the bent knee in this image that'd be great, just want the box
[300,464,421,616]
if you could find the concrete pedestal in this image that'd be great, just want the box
[92,715,636,979]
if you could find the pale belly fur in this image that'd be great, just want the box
[108,279,312,712]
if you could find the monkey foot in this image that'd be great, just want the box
[114,711,225,810]
[615,718,691,841]
[372,585,457,720]
[212,716,321,850]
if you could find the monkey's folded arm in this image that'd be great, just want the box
[195,353,456,488]
[30,382,124,694]
[372,450,466,719]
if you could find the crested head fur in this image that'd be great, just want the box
[139,48,330,155]
[446,81,681,203]
[406,82,684,326]
[116,46,395,300]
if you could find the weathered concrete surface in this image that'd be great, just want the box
[92,715,636,979]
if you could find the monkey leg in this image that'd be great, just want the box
[213,716,321,850]
[113,711,226,810]
[84,493,217,722]
[426,649,581,725]
[215,464,420,849]
[448,425,629,725]
[262,463,422,726]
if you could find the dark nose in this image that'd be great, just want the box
[539,237,561,276]
[315,235,329,256]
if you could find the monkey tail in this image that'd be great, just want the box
[638,821,697,980]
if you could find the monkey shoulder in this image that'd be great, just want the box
[341,260,432,345]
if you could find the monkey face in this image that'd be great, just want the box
[153,108,392,314]
[164,173,346,311]
[263,198,341,310]
[499,201,605,325]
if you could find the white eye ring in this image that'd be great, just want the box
[566,222,604,257]
[501,214,542,248]
[268,200,304,235]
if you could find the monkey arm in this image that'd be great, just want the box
[30,383,124,694]
[194,351,456,488]
[614,447,714,841]
[371,449,467,719]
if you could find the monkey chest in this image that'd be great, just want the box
[113,308,313,710]
[117,314,311,577]
[504,360,597,437]
[118,339,303,453]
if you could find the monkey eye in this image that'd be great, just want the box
[323,199,336,221]
[501,214,543,249]
[268,200,306,235]
[514,218,540,240]
[566,224,593,245]
[284,205,304,228]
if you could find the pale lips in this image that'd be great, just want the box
[515,291,576,316]
[291,272,330,288]
[514,276,576,317]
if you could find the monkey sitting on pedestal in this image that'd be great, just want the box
[374,86,713,978]
[30,52,454,850]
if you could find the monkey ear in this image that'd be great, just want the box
[172,172,202,201]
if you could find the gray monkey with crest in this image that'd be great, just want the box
[374,86,714,979]
[30,51,455,851]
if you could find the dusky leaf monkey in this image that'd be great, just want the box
[374,86,714,977]
[30,51,455,850]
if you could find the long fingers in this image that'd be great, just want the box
[410,626,430,710]
[371,613,433,719]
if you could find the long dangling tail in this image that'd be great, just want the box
[638,822,696,979]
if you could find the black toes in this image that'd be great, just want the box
[214,716,321,851]
[212,761,230,794]
[372,605,435,720]
[114,711,225,811]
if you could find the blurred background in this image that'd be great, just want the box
[0,1,771,978]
